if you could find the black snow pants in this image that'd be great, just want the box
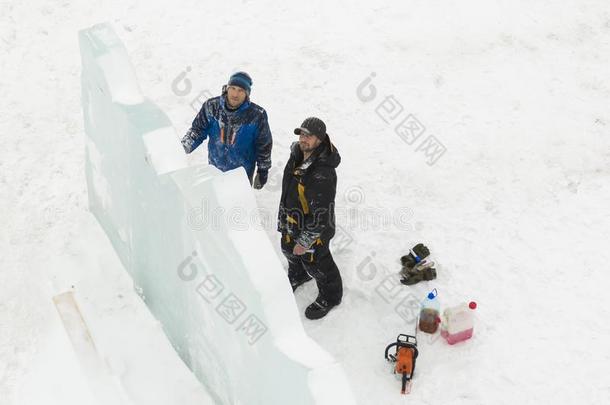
[280,233,343,305]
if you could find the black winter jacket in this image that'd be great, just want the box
[277,136,341,248]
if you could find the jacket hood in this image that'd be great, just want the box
[290,134,341,170]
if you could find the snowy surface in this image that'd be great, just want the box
[2,0,610,404]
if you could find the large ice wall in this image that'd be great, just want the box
[79,23,355,405]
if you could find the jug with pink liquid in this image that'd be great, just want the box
[440,301,477,345]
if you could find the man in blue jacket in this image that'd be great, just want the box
[181,72,272,188]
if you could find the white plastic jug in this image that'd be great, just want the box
[440,301,477,345]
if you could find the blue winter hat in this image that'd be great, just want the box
[228,71,253,94]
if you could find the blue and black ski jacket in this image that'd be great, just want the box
[182,91,272,179]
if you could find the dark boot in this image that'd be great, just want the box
[305,296,340,320]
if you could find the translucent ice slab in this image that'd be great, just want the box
[79,23,354,405]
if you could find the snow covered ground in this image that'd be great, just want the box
[2,0,610,404]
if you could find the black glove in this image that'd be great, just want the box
[181,128,198,153]
[253,170,268,189]
[400,243,430,269]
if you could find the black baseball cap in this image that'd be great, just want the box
[294,117,327,141]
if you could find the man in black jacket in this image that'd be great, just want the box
[278,117,343,320]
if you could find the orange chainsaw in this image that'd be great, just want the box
[384,334,418,394]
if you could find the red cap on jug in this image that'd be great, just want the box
[469,301,477,309]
